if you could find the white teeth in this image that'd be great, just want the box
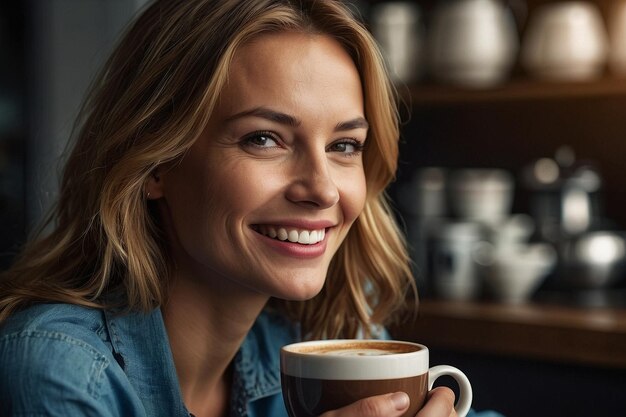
[258,226,326,245]
[298,231,310,244]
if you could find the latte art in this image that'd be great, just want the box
[281,340,429,380]
[289,341,419,356]
[321,348,396,356]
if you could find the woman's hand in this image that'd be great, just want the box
[320,387,457,417]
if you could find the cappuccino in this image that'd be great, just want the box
[281,340,427,381]
[280,339,472,417]
[288,340,419,357]
[319,348,399,356]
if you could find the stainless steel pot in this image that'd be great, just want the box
[554,231,626,289]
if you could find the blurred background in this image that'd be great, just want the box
[359,1,626,416]
[1,1,625,416]
[0,0,148,269]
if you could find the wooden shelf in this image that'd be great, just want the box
[391,299,626,369]
[403,76,626,105]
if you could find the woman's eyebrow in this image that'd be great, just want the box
[225,107,301,127]
[225,107,368,132]
[335,117,369,132]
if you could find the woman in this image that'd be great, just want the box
[0,1,498,416]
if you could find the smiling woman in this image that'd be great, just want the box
[147,33,370,306]
[0,1,464,417]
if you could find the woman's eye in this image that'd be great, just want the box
[242,131,280,149]
[328,139,365,155]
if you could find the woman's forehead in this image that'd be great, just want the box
[215,32,365,124]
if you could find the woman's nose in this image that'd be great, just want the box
[285,155,340,209]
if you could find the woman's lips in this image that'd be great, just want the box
[252,224,330,258]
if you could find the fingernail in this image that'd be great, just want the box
[390,392,410,410]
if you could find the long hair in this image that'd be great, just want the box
[0,0,415,339]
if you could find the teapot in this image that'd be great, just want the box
[427,0,520,88]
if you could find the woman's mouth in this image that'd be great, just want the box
[253,225,326,245]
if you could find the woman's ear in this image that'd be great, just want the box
[145,168,165,200]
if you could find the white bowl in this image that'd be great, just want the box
[474,242,556,303]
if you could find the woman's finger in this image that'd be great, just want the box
[415,387,456,417]
[321,392,410,417]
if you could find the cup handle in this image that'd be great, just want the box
[428,365,473,417]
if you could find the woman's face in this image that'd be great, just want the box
[153,32,367,301]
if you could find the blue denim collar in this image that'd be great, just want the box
[103,307,293,417]
[103,307,190,416]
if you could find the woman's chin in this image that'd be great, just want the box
[276,279,326,302]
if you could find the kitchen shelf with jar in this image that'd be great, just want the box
[367,0,626,104]
[373,1,626,303]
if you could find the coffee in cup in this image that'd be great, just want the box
[280,339,472,417]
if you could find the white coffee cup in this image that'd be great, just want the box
[281,339,473,417]
[432,221,484,301]
[449,169,515,225]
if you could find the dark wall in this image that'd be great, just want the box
[0,2,27,269]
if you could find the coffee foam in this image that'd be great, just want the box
[319,348,396,356]
[290,341,418,356]
[281,340,429,380]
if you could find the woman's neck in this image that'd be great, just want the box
[162,268,268,417]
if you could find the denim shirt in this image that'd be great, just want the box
[0,303,295,417]
[0,302,503,417]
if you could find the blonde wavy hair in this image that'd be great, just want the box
[0,0,415,339]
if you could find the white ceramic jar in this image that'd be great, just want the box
[521,1,608,81]
[427,0,519,88]
[370,2,424,83]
